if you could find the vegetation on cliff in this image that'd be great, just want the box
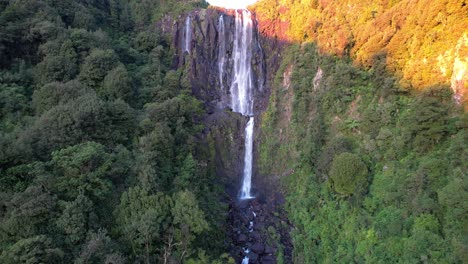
[251,1,467,262]
[259,42,467,263]
[252,0,468,103]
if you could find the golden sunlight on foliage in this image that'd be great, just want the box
[252,0,468,104]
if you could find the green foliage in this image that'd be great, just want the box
[56,194,94,245]
[36,39,79,85]
[171,190,209,262]
[0,0,225,262]
[102,64,133,101]
[261,42,467,263]
[401,87,452,153]
[49,142,114,201]
[0,83,29,129]
[32,80,90,114]
[74,230,125,264]
[0,235,64,264]
[172,190,209,235]
[27,92,135,157]
[329,152,368,195]
[79,49,119,89]
[0,186,57,241]
[116,186,172,259]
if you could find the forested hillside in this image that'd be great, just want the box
[252,0,467,103]
[252,0,468,262]
[259,42,466,263]
[0,0,234,263]
[1,0,466,263]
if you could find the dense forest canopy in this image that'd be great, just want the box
[0,0,233,263]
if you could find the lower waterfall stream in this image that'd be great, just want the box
[240,116,254,199]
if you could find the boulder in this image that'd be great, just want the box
[260,255,275,264]
[251,231,261,241]
[264,245,276,255]
[237,234,247,244]
[247,252,259,262]
[251,242,265,254]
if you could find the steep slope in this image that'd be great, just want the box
[252,0,468,105]
[248,1,467,262]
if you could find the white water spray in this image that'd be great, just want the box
[223,10,256,200]
[218,15,226,90]
[230,10,254,116]
[240,117,254,199]
[184,16,192,53]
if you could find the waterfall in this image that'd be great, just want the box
[222,10,255,200]
[240,117,254,199]
[230,10,254,116]
[184,16,191,53]
[218,15,226,90]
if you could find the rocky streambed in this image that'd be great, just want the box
[228,194,293,264]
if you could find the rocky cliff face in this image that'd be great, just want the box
[172,8,268,114]
[164,8,282,195]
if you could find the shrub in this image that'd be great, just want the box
[329,152,368,195]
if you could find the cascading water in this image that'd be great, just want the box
[240,117,254,199]
[227,10,255,200]
[218,15,226,90]
[230,10,254,117]
[184,16,191,53]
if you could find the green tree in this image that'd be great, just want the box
[79,49,119,89]
[0,235,64,264]
[329,152,368,195]
[135,123,175,192]
[403,214,447,263]
[115,186,172,262]
[32,80,90,114]
[56,194,94,245]
[174,153,198,192]
[0,185,56,240]
[36,39,78,85]
[27,92,134,157]
[49,142,114,201]
[74,230,125,264]
[171,190,209,262]
[102,64,133,101]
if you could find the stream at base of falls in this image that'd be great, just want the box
[227,196,293,264]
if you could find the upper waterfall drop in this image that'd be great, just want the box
[218,15,226,90]
[230,10,254,116]
[184,16,191,54]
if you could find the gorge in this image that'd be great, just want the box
[0,0,466,263]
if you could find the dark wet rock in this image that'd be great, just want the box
[264,245,276,255]
[251,242,265,254]
[260,255,275,264]
[255,222,265,229]
[251,231,261,242]
[247,252,259,262]
[239,200,250,209]
[237,234,247,244]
